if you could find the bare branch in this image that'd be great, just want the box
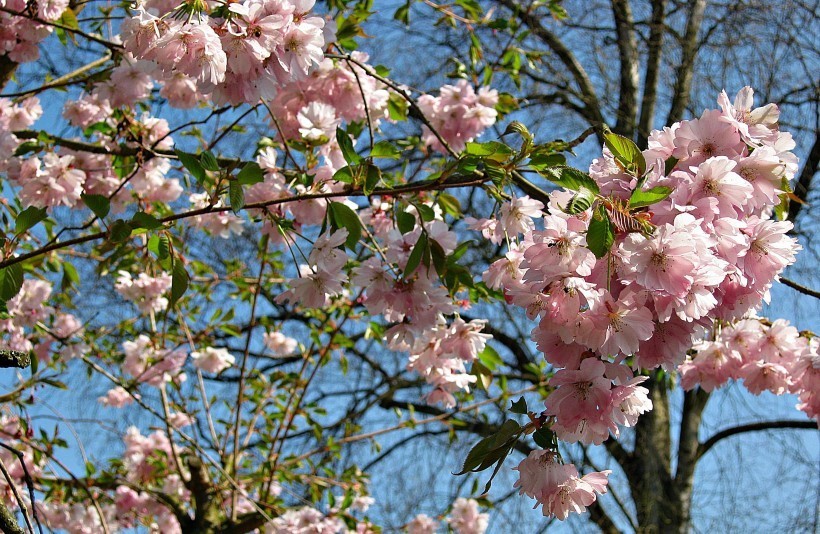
[696,420,818,461]
[667,0,706,124]
[610,0,640,136]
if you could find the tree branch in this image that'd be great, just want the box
[610,0,640,136]
[780,277,820,300]
[666,0,706,124]
[696,420,818,461]
[497,0,606,141]
[637,0,667,146]
[788,128,820,224]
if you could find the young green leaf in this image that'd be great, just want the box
[539,166,600,194]
[603,130,646,176]
[15,206,47,234]
[236,161,265,185]
[199,151,220,171]
[396,210,415,234]
[329,202,362,249]
[168,261,189,309]
[108,219,133,243]
[130,212,163,230]
[403,232,428,278]
[229,181,245,213]
[628,186,673,209]
[586,207,614,258]
[363,164,382,194]
[175,150,207,183]
[510,397,528,415]
[0,263,24,303]
[81,194,110,219]
[336,128,362,165]
[370,141,401,159]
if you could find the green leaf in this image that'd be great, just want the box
[430,238,447,276]
[437,193,462,218]
[604,130,646,176]
[61,262,79,291]
[199,151,220,171]
[396,211,415,234]
[562,189,596,214]
[0,263,24,302]
[465,141,514,161]
[108,219,133,243]
[394,1,410,23]
[333,166,355,184]
[533,427,555,449]
[404,232,428,278]
[663,156,679,175]
[236,162,265,185]
[539,166,600,194]
[168,261,189,309]
[628,186,673,209]
[454,419,521,475]
[15,207,47,234]
[81,194,110,219]
[329,202,362,249]
[416,204,436,222]
[158,234,171,260]
[130,212,162,230]
[13,141,40,157]
[478,345,503,371]
[363,164,381,194]
[387,93,409,121]
[472,360,492,391]
[370,141,401,159]
[175,150,207,183]
[336,128,361,165]
[510,397,528,415]
[229,181,245,213]
[527,153,566,170]
[586,207,614,259]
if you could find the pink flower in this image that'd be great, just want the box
[546,469,612,520]
[263,331,298,356]
[406,514,438,534]
[499,196,544,237]
[191,346,235,374]
[718,86,780,145]
[98,387,136,408]
[115,271,172,314]
[545,358,611,429]
[448,498,489,534]
[672,109,743,164]
[585,293,655,357]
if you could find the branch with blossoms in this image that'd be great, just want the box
[0,0,817,530]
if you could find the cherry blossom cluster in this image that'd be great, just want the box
[269,51,389,143]
[114,270,173,314]
[121,334,187,386]
[418,79,499,153]
[514,450,611,519]
[472,88,807,517]
[5,106,182,210]
[0,0,66,64]
[35,426,182,533]
[679,318,819,420]
[406,498,489,534]
[1,278,87,362]
[0,97,41,171]
[0,416,44,509]
[351,216,493,407]
[121,0,329,106]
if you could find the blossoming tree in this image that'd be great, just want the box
[0,0,816,533]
